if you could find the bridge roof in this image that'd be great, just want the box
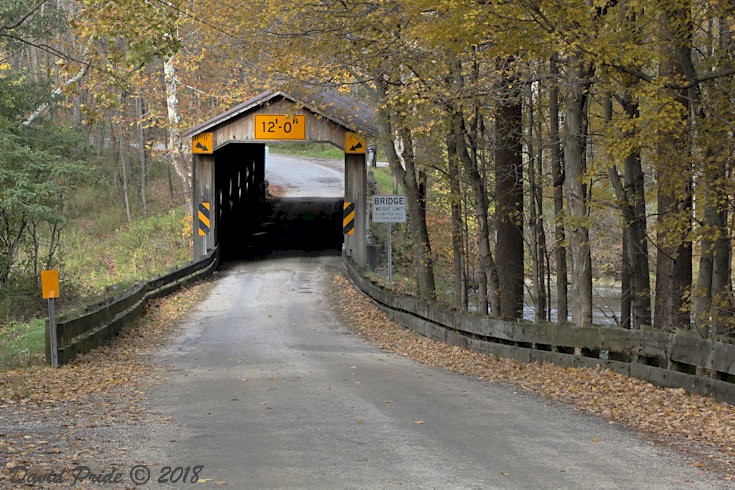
[185,88,378,139]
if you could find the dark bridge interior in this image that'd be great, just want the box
[213,143,343,261]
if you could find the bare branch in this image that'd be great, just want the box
[604,61,735,89]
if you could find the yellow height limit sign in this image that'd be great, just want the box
[254,115,305,140]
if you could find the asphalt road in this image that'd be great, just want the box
[265,153,343,198]
[134,253,724,489]
[130,156,723,488]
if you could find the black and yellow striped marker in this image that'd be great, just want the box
[343,201,355,235]
[198,202,211,236]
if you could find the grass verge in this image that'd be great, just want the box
[371,167,398,194]
[269,142,344,159]
[0,206,193,370]
[0,319,45,369]
[63,206,192,303]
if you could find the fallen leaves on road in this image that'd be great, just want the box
[0,280,212,488]
[267,183,287,197]
[330,274,735,480]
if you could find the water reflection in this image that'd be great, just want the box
[523,285,622,326]
[469,285,622,326]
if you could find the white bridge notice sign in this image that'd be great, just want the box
[373,195,406,288]
[373,195,406,223]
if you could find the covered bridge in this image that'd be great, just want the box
[184,88,378,265]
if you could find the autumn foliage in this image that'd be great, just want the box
[4,2,735,331]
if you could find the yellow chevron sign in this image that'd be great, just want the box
[345,132,366,154]
[343,201,355,235]
[192,132,213,154]
[198,202,211,236]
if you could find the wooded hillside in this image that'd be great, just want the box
[3,0,735,338]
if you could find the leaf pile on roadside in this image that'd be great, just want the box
[330,274,735,479]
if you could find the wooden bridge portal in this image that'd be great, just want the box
[184,89,377,266]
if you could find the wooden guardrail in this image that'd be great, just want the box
[47,248,219,365]
[343,259,735,405]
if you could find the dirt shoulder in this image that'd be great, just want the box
[0,280,212,489]
[330,274,735,482]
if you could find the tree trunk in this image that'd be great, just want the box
[453,112,501,316]
[118,126,132,224]
[137,96,148,219]
[695,229,714,333]
[528,82,547,322]
[534,90,549,322]
[621,226,632,329]
[463,183,474,308]
[0,211,27,285]
[709,182,730,339]
[654,172,692,331]
[404,145,436,300]
[696,190,729,338]
[446,126,467,309]
[711,17,734,339]
[613,21,654,327]
[495,85,525,319]
[623,132,652,328]
[694,16,733,339]
[655,3,693,330]
[23,54,89,126]
[164,55,192,211]
[605,86,652,330]
[528,100,542,322]
[607,156,636,330]
[375,77,435,300]
[549,55,568,323]
[563,57,593,326]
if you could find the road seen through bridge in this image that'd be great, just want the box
[131,156,722,488]
[265,153,344,198]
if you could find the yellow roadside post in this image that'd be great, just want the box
[41,269,60,367]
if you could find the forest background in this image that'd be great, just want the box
[3,0,735,369]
